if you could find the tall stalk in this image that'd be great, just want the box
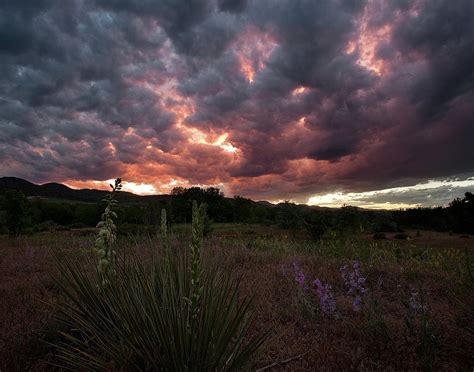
[95,178,122,287]
[53,194,272,370]
[189,201,206,325]
[160,208,171,269]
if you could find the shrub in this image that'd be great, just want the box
[276,201,303,230]
[67,222,89,229]
[52,181,270,370]
[394,233,409,240]
[362,294,388,343]
[304,213,327,241]
[373,232,387,240]
[3,190,31,234]
[403,287,437,370]
[452,283,474,367]
[32,220,59,233]
[201,208,214,237]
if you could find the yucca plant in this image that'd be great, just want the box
[52,186,271,370]
[95,178,122,287]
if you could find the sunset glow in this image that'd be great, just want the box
[234,27,277,83]
[346,1,393,75]
[240,58,255,83]
[0,0,472,208]
[122,181,157,195]
[308,178,474,209]
[292,86,306,96]
[187,130,238,153]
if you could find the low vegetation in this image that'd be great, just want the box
[53,181,270,370]
[0,180,473,370]
[1,180,474,238]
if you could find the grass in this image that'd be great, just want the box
[48,195,272,371]
[0,225,473,370]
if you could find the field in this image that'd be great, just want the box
[1,223,473,371]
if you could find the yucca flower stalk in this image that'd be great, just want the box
[160,208,171,269]
[189,201,206,324]
[51,194,272,370]
[95,178,122,287]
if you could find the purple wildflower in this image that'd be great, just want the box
[313,279,336,316]
[341,261,367,312]
[293,262,308,292]
[409,292,427,312]
[353,295,362,312]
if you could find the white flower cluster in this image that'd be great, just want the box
[95,178,122,287]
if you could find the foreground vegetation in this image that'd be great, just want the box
[1,221,472,369]
[0,180,472,370]
[53,184,270,370]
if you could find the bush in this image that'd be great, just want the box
[52,184,271,370]
[304,217,327,241]
[394,233,409,240]
[117,222,157,236]
[276,201,303,230]
[67,222,89,229]
[373,232,387,240]
[201,207,214,237]
[2,190,31,234]
[32,220,59,233]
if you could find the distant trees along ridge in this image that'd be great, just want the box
[0,182,473,237]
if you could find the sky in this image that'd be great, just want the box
[0,0,473,208]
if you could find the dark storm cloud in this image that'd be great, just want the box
[0,0,52,55]
[98,0,236,58]
[0,0,473,204]
[392,0,474,119]
[250,0,366,87]
[218,0,248,13]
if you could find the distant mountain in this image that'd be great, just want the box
[0,177,325,210]
[256,200,275,207]
[0,177,39,194]
[0,177,170,204]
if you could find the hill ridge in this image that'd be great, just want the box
[0,177,169,204]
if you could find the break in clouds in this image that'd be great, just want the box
[1,0,473,206]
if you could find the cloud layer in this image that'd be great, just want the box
[1,0,473,205]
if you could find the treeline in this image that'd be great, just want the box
[0,186,473,236]
[0,187,276,235]
[272,192,474,236]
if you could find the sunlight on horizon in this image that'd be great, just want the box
[65,180,157,195]
[307,178,474,209]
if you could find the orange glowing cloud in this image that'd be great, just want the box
[233,26,277,83]
[292,86,306,96]
[346,1,394,75]
[186,130,238,153]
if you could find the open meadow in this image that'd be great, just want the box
[1,224,472,371]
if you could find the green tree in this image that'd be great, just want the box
[276,201,303,230]
[2,190,30,234]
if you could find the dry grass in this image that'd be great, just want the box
[1,227,472,371]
